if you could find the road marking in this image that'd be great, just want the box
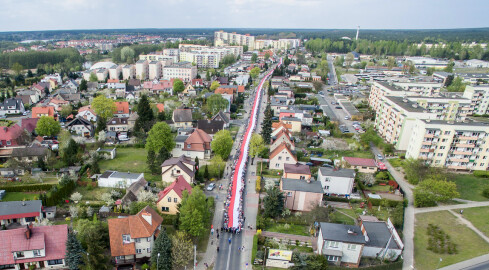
[226,242,232,270]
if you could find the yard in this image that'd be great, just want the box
[457,206,489,237]
[98,147,161,183]
[308,148,374,160]
[1,192,40,201]
[74,185,113,204]
[451,174,489,201]
[329,209,356,225]
[266,223,310,236]
[414,211,489,270]
[387,158,404,168]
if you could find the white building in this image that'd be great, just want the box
[148,61,162,80]
[162,62,197,82]
[317,167,355,196]
[214,30,255,50]
[98,171,145,188]
[135,60,149,80]
[463,85,489,115]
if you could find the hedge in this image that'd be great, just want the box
[473,170,489,178]
[251,234,258,264]
[0,184,55,192]
[329,260,402,270]
[324,196,363,204]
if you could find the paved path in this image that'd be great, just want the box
[415,201,489,214]
[447,209,489,243]
[438,254,489,270]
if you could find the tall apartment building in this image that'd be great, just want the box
[135,60,149,80]
[139,54,177,64]
[178,46,242,68]
[393,82,444,96]
[254,39,301,50]
[463,85,489,115]
[122,65,135,80]
[162,62,197,82]
[109,64,122,80]
[148,61,162,80]
[406,119,489,171]
[214,31,255,50]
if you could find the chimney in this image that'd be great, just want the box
[25,223,33,239]
[141,211,152,225]
[347,229,357,235]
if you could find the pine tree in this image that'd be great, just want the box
[65,231,84,270]
[147,150,158,175]
[156,146,171,167]
[95,117,106,134]
[260,104,273,143]
[135,95,155,132]
[151,229,173,270]
[203,165,209,181]
[81,228,109,270]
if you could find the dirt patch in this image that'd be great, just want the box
[322,138,350,150]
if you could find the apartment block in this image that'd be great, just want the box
[139,54,177,64]
[162,62,197,82]
[393,82,444,96]
[109,64,122,80]
[135,60,149,80]
[463,85,489,115]
[148,61,162,80]
[214,30,255,50]
[122,65,136,80]
[406,119,489,171]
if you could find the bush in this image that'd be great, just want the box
[368,198,405,208]
[482,187,489,199]
[414,190,437,208]
[426,224,457,254]
[473,170,489,178]
[255,176,261,193]
[0,183,55,192]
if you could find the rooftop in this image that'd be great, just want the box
[281,178,323,193]
[319,222,366,244]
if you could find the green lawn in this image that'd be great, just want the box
[388,158,404,168]
[451,174,489,201]
[329,210,356,225]
[74,186,113,202]
[457,206,489,237]
[414,211,489,270]
[366,184,392,192]
[266,223,310,236]
[308,149,374,159]
[1,192,40,201]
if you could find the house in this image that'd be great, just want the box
[66,117,94,137]
[0,200,43,226]
[107,117,129,132]
[17,90,41,104]
[342,157,378,173]
[156,175,192,214]
[161,155,196,184]
[32,106,55,118]
[283,163,311,180]
[172,128,212,160]
[318,167,356,196]
[64,79,79,90]
[114,101,130,118]
[211,111,230,128]
[280,178,323,211]
[76,105,97,122]
[197,120,224,135]
[192,78,203,87]
[48,98,69,112]
[215,86,238,102]
[359,216,403,261]
[97,147,117,159]
[98,171,145,188]
[59,166,82,178]
[269,142,297,170]
[172,108,193,128]
[11,147,49,164]
[183,83,197,96]
[271,121,292,137]
[0,224,68,270]
[270,129,295,152]
[20,118,39,134]
[0,125,27,148]
[127,113,138,131]
[0,98,25,115]
[316,222,365,268]
[119,178,148,208]
[281,117,302,132]
[108,206,163,268]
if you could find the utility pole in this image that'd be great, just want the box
[193,244,197,270]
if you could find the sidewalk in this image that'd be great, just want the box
[438,253,489,270]
[448,209,489,243]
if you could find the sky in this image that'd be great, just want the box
[0,0,488,32]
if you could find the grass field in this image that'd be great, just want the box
[266,223,310,236]
[414,211,489,270]
[457,206,489,237]
[1,192,40,201]
[451,174,489,201]
[330,210,356,225]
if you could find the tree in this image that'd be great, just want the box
[65,231,84,270]
[263,187,285,218]
[35,116,60,137]
[134,95,155,132]
[12,62,23,75]
[260,104,273,143]
[155,145,171,169]
[251,53,258,63]
[444,61,455,73]
[89,73,98,82]
[249,133,265,165]
[264,52,271,60]
[63,139,80,166]
[60,104,73,118]
[147,150,159,174]
[173,79,185,94]
[145,122,174,154]
[120,46,135,64]
[80,228,110,270]
[344,53,354,70]
[210,81,220,92]
[206,70,211,81]
[179,187,211,238]
[444,75,454,87]
[206,94,229,115]
[447,76,466,92]
[171,231,193,268]
[414,178,459,207]
[137,190,158,203]
[95,117,106,134]
[387,56,396,69]
[70,192,83,203]
[151,229,172,270]
[209,155,225,178]
[401,158,431,185]
[312,81,323,92]
[91,95,116,120]
[211,129,233,159]
[203,165,209,181]
[250,67,260,79]
[79,79,87,91]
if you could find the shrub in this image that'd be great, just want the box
[483,187,489,199]
[473,170,489,178]
[256,176,261,193]
[0,184,55,192]
[426,224,457,254]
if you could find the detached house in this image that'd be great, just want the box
[269,142,297,170]
[0,125,26,148]
[76,105,97,122]
[318,167,356,196]
[0,200,43,226]
[66,117,94,137]
[280,178,323,212]
[107,117,129,132]
[211,111,230,128]
[271,121,292,138]
[173,128,212,160]
[342,157,378,173]
[197,119,224,135]
[156,175,192,214]
[114,101,130,118]
[172,108,193,128]
[271,129,295,152]
[32,106,55,119]
[108,206,163,268]
[0,98,25,116]
[0,224,68,270]
[161,155,196,184]
[283,163,311,180]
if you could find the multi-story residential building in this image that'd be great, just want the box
[156,175,192,214]
[161,155,196,184]
[122,65,136,80]
[162,62,197,82]
[108,206,163,268]
[369,82,419,110]
[139,53,176,64]
[0,98,25,116]
[392,82,443,96]
[148,61,162,80]
[214,30,255,50]
[109,64,122,80]
[135,60,149,80]
[408,95,473,120]
[406,119,489,171]
[463,85,489,115]
[318,167,356,196]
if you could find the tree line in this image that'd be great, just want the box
[0,47,83,69]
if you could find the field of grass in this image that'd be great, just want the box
[414,211,489,270]
[266,223,310,236]
[457,206,489,237]
[329,210,356,225]
[308,148,374,159]
[74,186,112,203]
[451,174,489,201]
[366,184,392,192]
[1,192,40,201]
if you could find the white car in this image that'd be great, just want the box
[207,183,216,191]
[377,154,384,160]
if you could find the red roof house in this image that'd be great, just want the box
[342,157,378,173]
[156,175,192,214]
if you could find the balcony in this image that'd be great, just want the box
[456,143,476,148]
[425,134,435,138]
[449,158,469,163]
[453,151,472,155]
[113,256,136,265]
[448,165,467,170]
[459,136,478,140]
[422,141,433,146]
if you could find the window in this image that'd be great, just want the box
[287,192,292,197]
[33,250,41,256]
[135,238,141,243]
[347,244,357,250]
[442,139,447,142]
[286,157,290,161]
[481,163,485,167]
[437,153,443,157]
[122,234,131,244]
[168,197,172,202]
[278,156,282,160]
[444,131,450,135]
[147,237,151,242]
[161,207,169,212]
[174,198,178,203]
[327,255,339,262]
[327,241,339,248]
[25,217,35,222]
[15,251,24,258]
[440,146,445,150]
[47,259,63,265]
[187,144,191,149]
[136,249,142,254]
[6,141,11,146]
[325,186,330,190]
[147,248,151,253]
[275,163,280,168]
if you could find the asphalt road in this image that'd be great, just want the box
[317,92,358,134]
[460,262,489,270]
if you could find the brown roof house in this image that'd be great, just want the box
[270,129,295,152]
[172,108,193,128]
[280,177,323,212]
[211,111,230,128]
[172,128,212,160]
[269,142,297,171]
[108,206,163,268]
[197,119,224,135]
[161,155,196,184]
[283,163,311,180]
[342,157,378,174]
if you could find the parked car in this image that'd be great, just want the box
[207,183,216,191]
[377,154,384,160]
[335,106,342,109]
[344,116,350,120]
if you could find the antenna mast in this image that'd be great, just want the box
[356,26,360,40]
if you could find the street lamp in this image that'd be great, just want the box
[157,253,160,270]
